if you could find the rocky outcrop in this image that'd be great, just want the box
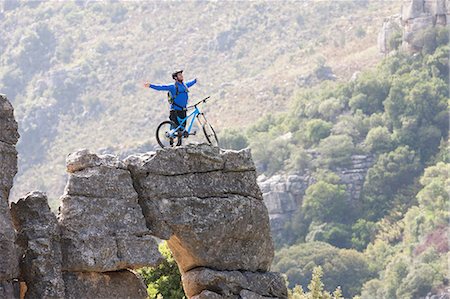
[379,0,449,53]
[1,91,285,298]
[59,150,162,272]
[10,191,65,299]
[0,94,19,299]
[63,270,148,299]
[260,154,374,235]
[126,144,287,298]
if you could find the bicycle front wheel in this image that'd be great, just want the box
[156,121,182,148]
[202,123,219,147]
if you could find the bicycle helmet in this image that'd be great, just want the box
[172,70,183,80]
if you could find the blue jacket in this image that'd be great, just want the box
[149,79,197,111]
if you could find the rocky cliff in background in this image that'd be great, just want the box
[0,94,286,299]
[379,0,449,53]
[0,94,19,299]
[260,154,374,236]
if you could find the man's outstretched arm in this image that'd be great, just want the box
[186,78,197,88]
[144,82,173,91]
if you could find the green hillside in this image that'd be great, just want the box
[240,28,448,298]
[0,1,398,204]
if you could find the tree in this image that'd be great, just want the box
[364,126,393,154]
[302,181,349,224]
[317,135,355,168]
[361,146,420,220]
[137,242,185,299]
[274,242,373,298]
[305,119,332,144]
[219,128,249,150]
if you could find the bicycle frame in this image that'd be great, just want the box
[167,106,207,138]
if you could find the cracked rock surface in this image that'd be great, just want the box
[58,149,163,272]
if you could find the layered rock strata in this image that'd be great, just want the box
[1,91,286,298]
[55,150,163,298]
[260,154,374,235]
[0,94,19,299]
[379,0,449,53]
[10,191,65,299]
[125,144,287,298]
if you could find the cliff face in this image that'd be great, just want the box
[378,0,449,53]
[0,94,286,299]
[0,94,19,299]
[260,154,374,236]
[125,145,285,298]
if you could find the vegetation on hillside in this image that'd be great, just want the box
[224,27,449,298]
[137,242,185,298]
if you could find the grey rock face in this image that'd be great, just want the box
[0,282,16,299]
[0,94,19,202]
[10,191,65,299]
[378,15,402,54]
[0,94,19,297]
[380,0,449,54]
[0,94,19,146]
[240,290,278,299]
[58,149,162,272]
[260,154,374,237]
[0,195,18,282]
[126,144,286,298]
[191,290,229,299]
[182,267,287,298]
[63,270,147,299]
[126,144,273,273]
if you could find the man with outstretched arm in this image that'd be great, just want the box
[144,70,197,136]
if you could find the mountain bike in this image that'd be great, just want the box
[156,96,219,148]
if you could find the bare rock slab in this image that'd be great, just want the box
[58,149,162,272]
[182,267,287,298]
[10,191,65,299]
[0,195,18,282]
[63,270,147,299]
[126,145,273,273]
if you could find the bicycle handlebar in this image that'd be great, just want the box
[187,96,211,109]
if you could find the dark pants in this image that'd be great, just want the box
[169,109,186,130]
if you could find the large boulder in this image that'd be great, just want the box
[125,144,273,273]
[182,267,287,298]
[0,94,19,202]
[0,196,18,282]
[10,191,65,299]
[0,94,19,146]
[58,149,162,272]
[63,270,147,299]
[0,94,19,298]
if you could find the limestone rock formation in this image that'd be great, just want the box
[10,191,65,299]
[0,195,19,299]
[182,267,287,298]
[379,0,449,53]
[59,149,163,272]
[63,270,148,299]
[125,144,286,298]
[0,94,19,202]
[2,96,285,299]
[0,94,19,299]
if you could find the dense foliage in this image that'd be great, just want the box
[274,242,373,298]
[246,28,449,298]
[137,242,185,299]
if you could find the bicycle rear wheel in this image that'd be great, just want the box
[202,123,219,147]
[156,121,182,148]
